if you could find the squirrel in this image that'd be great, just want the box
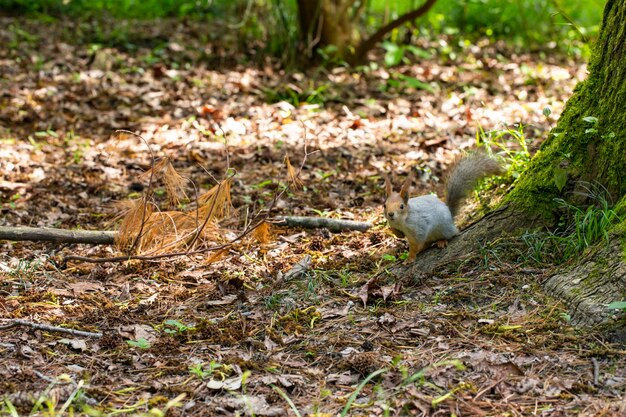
[384,153,503,261]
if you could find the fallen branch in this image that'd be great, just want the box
[0,215,371,247]
[272,216,371,233]
[0,226,116,244]
[0,319,103,338]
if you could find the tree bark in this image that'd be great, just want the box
[544,238,626,326]
[297,0,358,59]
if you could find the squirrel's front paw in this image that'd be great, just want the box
[436,239,448,249]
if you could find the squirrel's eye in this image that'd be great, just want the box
[399,204,404,210]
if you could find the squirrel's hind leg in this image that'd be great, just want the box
[436,239,448,249]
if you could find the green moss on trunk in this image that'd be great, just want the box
[507,0,626,220]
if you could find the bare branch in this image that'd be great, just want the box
[0,319,102,338]
[352,0,438,64]
[271,216,371,233]
[0,226,116,244]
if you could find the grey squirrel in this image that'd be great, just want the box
[384,153,503,261]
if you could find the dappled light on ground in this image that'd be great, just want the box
[1,16,624,417]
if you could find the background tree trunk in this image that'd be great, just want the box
[296,0,358,60]
[296,0,437,64]
[407,0,626,326]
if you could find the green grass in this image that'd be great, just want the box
[518,183,622,266]
[370,0,604,52]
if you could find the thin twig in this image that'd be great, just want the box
[591,357,600,385]
[0,319,102,338]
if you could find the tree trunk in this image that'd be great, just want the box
[295,0,437,64]
[507,0,626,324]
[405,0,626,325]
[296,0,358,60]
[507,0,626,216]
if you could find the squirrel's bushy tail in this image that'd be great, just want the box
[446,153,503,218]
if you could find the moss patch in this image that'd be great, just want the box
[506,0,626,220]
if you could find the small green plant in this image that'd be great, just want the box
[382,41,432,67]
[551,190,620,259]
[263,291,296,312]
[476,123,530,180]
[163,319,195,334]
[381,254,397,263]
[127,338,151,349]
[9,258,43,283]
[62,130,91,164]
[520,184,621,265]
[263,82,329,107]
[272,385,302,417]
[8,23,38,50]
[189,361,224,379]
[316,44,348,67]
[341,368,388,417]
[607,301,626,312]
[519,231,550,264]
[380,73,435,93]
[559,312,572,322]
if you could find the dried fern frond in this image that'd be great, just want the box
[285,155,303,189]
[198,178,232,220]
[115,198,153,252]
[253,221,272,244]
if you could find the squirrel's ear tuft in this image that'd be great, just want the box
[399,174,412,202]
[384,174,393,197]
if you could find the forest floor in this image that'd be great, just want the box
[1,17,625,417]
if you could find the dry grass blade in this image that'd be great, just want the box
[115,198,153,252]
[107,199,141,225]
[139,157,187,206]
[139,157,168,182]
[285,155,303,189]
[139,211,222,254]
[163,158,188,206]
[198,178,232,220]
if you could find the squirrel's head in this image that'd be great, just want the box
[384,175,412,224]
